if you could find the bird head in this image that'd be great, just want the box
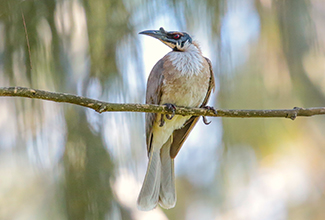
[139,27,193,52]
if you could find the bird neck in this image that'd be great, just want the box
[167,41,204,76]
[173,40,202,53]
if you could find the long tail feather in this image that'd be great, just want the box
[159,137,176,209]
[137,150,161,211]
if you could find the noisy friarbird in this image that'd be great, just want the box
[137,27,215,211]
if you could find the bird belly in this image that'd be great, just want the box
[151,71,210,151]
[161,72,209,107]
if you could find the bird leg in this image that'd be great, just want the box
[159,103,176,127]
[201,106,217,125]
[159,116,165,127]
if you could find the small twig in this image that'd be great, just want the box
[21,10,32,70]
[0,86,325,119]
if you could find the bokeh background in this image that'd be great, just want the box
[1,0,325,219]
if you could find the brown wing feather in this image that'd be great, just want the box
[145,58,165,155]
[170,57,215,158]
[201,58,215,107]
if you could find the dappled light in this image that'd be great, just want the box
[1,0,325,219]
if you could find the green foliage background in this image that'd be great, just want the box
[0,0,325,219]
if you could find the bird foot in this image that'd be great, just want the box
[164,103,176,120]
[202,105,218,114]
[201,105,217,125]
[159,103,176,127]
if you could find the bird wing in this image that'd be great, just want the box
[145,58,165,155]
[170,57,215,158]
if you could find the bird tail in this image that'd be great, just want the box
[137,148,161,211]
[137,137,176,211]
[159,137,176,209]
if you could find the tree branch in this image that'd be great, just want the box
[0,87,324,120]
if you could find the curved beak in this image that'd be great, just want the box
[139,27,177,49]
[139,28,167,41]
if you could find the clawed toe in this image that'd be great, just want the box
[201,105,217,125]
[202,105,217,115]
[202,116,211,125]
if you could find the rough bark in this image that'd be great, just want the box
[1,87,324,120]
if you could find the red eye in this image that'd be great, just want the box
[173,34,181,40]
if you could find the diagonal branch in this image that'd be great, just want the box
[0,86,325,119]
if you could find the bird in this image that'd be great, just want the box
[137,27,215,211]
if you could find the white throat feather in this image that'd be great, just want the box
[167,40,204,76]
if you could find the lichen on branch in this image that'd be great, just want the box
[0,87,325,120]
